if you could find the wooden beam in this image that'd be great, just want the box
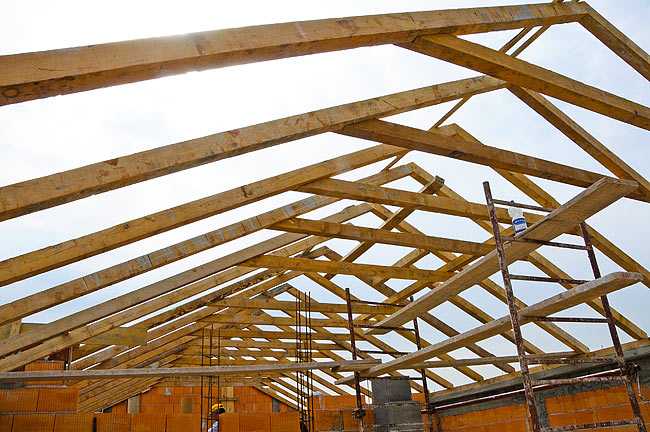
[297,178,544,226]
[0,323,147,347]
[241,255,454,282]
[339,119,648,202]
[0,206,366,371]
[0,359,381,382]
[206,298,400,315]
[402,34,650,131]
[579,4,650,82]
[341,271,642,380]
[191,329,352,341]
[198,314,380,329]
[0,144,406,291]
[271,218,494,256]
[342,174,445,264]
[413,352,575,368]
[417,129,647,341]
[366,177,638,333]
[508,86,650,200]
[0,76,503,222]
[0,3,586,105]
[0,160,409,326]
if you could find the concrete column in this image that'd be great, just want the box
[127,395,141,414]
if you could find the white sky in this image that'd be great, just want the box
[1,1,649,388]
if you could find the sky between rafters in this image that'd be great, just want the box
[0,1,649,388]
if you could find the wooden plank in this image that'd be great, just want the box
[297,177,544,226]
[341,272,642,380]
[0,144,406,291]
[0,158,410,326]
[206,298,400,315]
[241,254,454,282]
[198,314,380,329]
[271,218,494,256]
[412,352,586,368]
[0,359,380,382]
[366,177,638,334]
[402,34,650,131]
[0,205,370,371]
[0,3,586,105]
[508,86,650,200]
[579,4,650,82]
[339,119,649,202]
[424,127,647,341]
[0,76,503,223]
[0,323,147,346]
[326,174,445,268]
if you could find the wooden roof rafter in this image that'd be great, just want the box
[0,0,648,411]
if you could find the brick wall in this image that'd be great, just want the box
[113,384,291,415]
[436,382,650,432]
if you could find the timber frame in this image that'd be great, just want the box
[1,0,650,417]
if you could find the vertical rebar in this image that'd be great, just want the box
[483,181,541,432]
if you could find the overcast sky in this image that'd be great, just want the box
[1,1,649,388]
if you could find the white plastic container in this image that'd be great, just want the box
[508,201,528,234]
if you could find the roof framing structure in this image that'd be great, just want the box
[1,0,649,413]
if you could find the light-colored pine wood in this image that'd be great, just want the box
[0,3,585,105]
[404,34,650,130]
[367,177,638,333]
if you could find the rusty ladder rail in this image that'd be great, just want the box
[483,181,647,432]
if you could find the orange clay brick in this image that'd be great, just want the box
[220,413,240,431]
[270,411,299,432]
[322,395,358,410]
[141,395,169,405]
[481,408,497,424]
[440,414,455,429]
[506,418,528,432]
[341,409,362,431]
[604,386,629,406]
[166,414,200,432]
[0,415,13,432]
[573,409,597,425]
[95,413,131,432]
[112,403,127,414]
[0,388,39,413]
[131,413,166,432]
[549,412,576,427]
[545,396,562,414]
[509,404,527,420]
[314,410,344,431]
[54,413,94,432]
[240,412,271,432]
[37,387,79,413]
[11,413,56,432]
[25,361,65,386]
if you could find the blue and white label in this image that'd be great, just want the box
[512,217,527,234]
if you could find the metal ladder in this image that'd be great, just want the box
[483,181,646,432]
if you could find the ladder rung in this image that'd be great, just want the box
[492,199,555,213]
[532,376,626,386]
[502,236,588,250]
[509,275,589,284]
[542,418,644,432]
[527,316,609,323]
